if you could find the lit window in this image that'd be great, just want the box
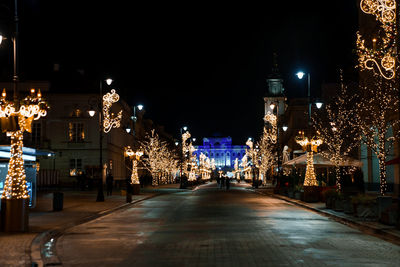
[69,158,82,176]
[68,122,85,142]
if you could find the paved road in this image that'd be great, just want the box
[56,182,400,266]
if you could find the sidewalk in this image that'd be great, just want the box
[254,187,400,246]
[0,184,175,267]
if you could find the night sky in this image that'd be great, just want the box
[0,1,359,144]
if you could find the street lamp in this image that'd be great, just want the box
[130,104,144,136]
[295,71,323,125]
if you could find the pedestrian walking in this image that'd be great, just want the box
[216,176,220,188]
[106,172,114,196]
[226,176,230,190]
[220,176,225,189]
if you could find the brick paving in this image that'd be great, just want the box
[0,186,160,267]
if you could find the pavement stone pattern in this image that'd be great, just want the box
[56,183,400,267]
[0,187,156,267]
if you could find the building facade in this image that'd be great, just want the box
[193,137,246,170]
[37,92,135,186]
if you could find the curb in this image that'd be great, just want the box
[30,193,159,267]
[249,188,400,247]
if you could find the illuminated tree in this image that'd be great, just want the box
[312,73,360,191]
[354,73,399,195]
[140,129,175,186]
[257,112,278,183]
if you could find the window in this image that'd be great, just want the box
[32,122,41,145]
[68,122,85,142]
[69,158,82,176]
[233,153,236,156]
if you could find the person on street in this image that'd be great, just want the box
[226,176,230,190]
[220,175,225,189]
[106,172,114,196]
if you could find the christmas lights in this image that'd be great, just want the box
[357,0,397,79]
[139,129,178,186]
[353,73,399,195]
[124,146,143,184]
[103,89,122,133]
[295,131,323,187]
[1,88,48,200]
[312,72,360,191]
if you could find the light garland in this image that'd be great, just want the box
[356,0,397,79]
[103,89,122,133]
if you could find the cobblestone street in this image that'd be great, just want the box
[55,183,400,266]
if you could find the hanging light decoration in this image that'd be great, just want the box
[103,89,122,133]
[356,0,397,79]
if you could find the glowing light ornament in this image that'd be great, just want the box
[1,88,49,200]
[357,0,397,79]
[295,131,323,187]
[1,131,28,199]
[103,89,122,133]
[124,146,143,184]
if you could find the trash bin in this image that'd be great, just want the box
[53,192,64,211]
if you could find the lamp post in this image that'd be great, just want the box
[88,78,122,202]
[0,0,50,232]
[131,104,144,136]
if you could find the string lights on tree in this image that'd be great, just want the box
[353,73,399,195]
[312,72,360,191]
[140,129,175,186]
[257,112,278,183]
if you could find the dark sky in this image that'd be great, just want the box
[0,1,359,144]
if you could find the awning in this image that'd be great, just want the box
[385,157,400,166]
[282,152,363,168]
[0,145,55,162]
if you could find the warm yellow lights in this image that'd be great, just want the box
[1,131,29,199]
[103,89,122,133]
[295,131,323,186]
[357,0,397,79]
[0,89,48,200]
[124,146,143,185]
